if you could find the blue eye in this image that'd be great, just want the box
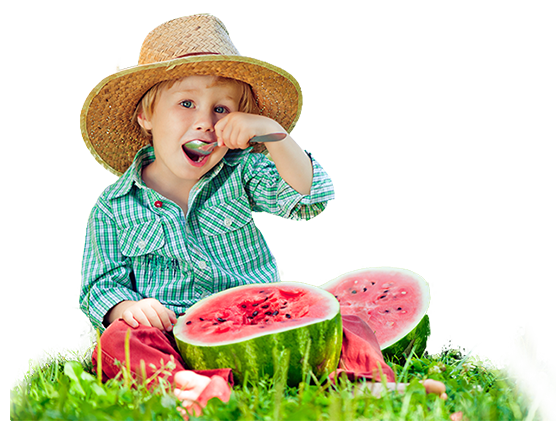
[215,106,227,114]
[180,100,194,108]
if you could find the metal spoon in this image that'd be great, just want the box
[184,132,286,156]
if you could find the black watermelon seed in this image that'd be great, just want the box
[241,305,247,308]
[372,282,376,285]
[272,310,279,316]
[213,322,218,325]
[252,303,259,307]
[379,295,386,299]
[186,321,192,325]
[259,290,264,293]
[199,317,204,321]
[265,311,272,316]
[397,307,402,311]
[385,310,390,313]
[351,290,357,294]
[217,317,226,322]
[261,304,270,309]
[384,290,389,293]
[363,288,367,292]
[252,311,259,317]
[286,314,291,318]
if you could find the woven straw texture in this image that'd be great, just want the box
[81,15,302,176]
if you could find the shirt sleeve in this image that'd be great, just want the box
[243,152,335,220]
[80,196,144,331]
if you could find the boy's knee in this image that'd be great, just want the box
[100,320,162,348]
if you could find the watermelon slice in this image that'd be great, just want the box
[321,267,431,361]
[173,282,343,386]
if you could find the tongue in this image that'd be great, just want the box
[183,146,205,162]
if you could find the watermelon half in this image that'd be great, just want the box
[321,267,431,361]
[173,282,343,386]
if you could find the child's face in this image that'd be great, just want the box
[138,75,242,184]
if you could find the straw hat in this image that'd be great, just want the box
[80,14,302,176]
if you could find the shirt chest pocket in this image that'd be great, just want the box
[197,195,253,236]
[118,220,187,297]
[118,220,165,257]
[196,195,263,268]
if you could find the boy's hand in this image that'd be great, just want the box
[106,298,177,332]
[215,112,285,149]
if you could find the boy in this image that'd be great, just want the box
[80,14,446,417]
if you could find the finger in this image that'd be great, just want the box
[175,370,200,390]
[214,116,229,147]
[239,132,253,149]
[121,310,139,328]
[227,125,251,149]
[217,121,234,148]
[127,308,152,328]
[141,305,166,330]
[167,308,178,325]
[174,388,202,402]
[155,306,174,332]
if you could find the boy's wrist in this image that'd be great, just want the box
[104,300,135,326]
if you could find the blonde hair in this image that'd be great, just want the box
[134,76,258,143]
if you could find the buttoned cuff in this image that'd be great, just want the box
[274,153,335,220]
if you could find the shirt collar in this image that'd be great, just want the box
[105,145,251,200]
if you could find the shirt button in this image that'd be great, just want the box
[198,261,207,270]
[137,240,146,250]
[154,201,163,208]
[224,217,233,228]
[200,291,210,299]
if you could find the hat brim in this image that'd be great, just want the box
[81,55,302,176]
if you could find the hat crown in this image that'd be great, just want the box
[138,14,240,65]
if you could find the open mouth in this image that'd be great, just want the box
[182,143,212,167]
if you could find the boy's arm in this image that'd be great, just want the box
[216,111,334,219]
[216,113,313,195]
[263,135,313,195]
[80,200,144,330]
[82,199,177,331]
[244,150,334,220]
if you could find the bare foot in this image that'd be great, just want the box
[450,411,464,421]
[173,370,232,419]
[173,370,211,419]
[422,379,448,400]
[360,379,448,400]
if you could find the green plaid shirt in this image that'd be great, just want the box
[80,146,334,330]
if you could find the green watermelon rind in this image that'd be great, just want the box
[174,283,343,386]
[382,314,431,361]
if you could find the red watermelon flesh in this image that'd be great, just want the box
[180,285,334,344]
[321,267,430,351]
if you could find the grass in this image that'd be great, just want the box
[10,345,538,420]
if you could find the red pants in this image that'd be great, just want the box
[92,314,395,390]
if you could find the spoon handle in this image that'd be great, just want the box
[249,133,287,143]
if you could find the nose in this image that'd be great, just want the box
[194,109,216,132]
